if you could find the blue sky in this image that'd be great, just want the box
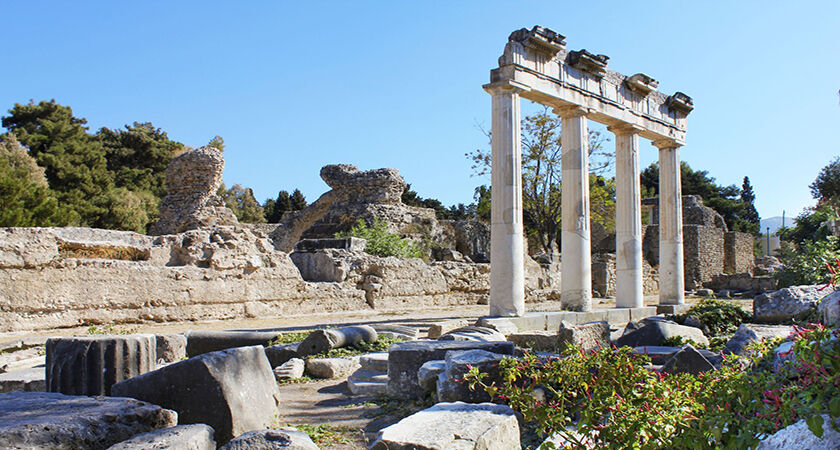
[1,1,838,220]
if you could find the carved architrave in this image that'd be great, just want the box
[626,73,659,96]
[568,49,609,79]
[667,92,694,114]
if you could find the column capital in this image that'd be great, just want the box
[553,104,591,118]
[482,80,531,96]
[607,123,644,136]
[651,138,682,150]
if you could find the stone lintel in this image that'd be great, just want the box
[553,104,591,118]
[509,26,566,55]
[626,73,659,96]
[607,123,645,136]
[482,80,530,96]
[652,138,682,150]
[567,49,609,78]
[667,92,694,114]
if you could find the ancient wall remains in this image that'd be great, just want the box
[591,253,658,298]
[724,231,755,274]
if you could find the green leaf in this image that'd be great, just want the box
[806,414,825,438]
[831,397,840,418]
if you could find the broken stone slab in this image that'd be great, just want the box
[753,285,834,323]
[427,319,470,339]
[437,349,508,403]
[0,365,45,393]
[294,237,367,253]
[184,330,280,358]
[370,402,521,450]
[474,317,519,336]
[297,326,377,357]
[557,321,610,352]
[265,343,302,368]
[46,334,156,396]
[508,331,559,352]
[107,424,216,450]
[347,378,388,396]
[155,334,187,364]
[360,352,388,372]
[371,323,421,341]
[387,340,515,399]
[305,356,360,379]
[220,428,319,450]
[756,414,840,449]
[438,326,506,342]
[111,345,281,445]
[614,319,709,348]
[274,358,305,381]
[417,360,445,393]
[723,323,793,356]
[660,344,715,375]
[0,391,177,450]
[818,291,840,327]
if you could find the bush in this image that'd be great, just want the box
[776,236,840,287]
[336,219,423,259]
[673,298,751,338]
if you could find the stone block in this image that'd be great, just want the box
[474,317,519,335]
[46,334,156,396]
[753,285,834,323]
[818,291,840,327]
[264,343,302,368]
[294,237,366,253]
[437,350,507,403]
[110,345,281,445]
[723,323,793,356]
[305,357,360,379]
[632,346,680,365]
[628,306,658,322]
[184,330,280,358]
[155,334,187,364]
[0,365,45,393]
[660,344,715,375]
[656,304,692,315]
[417,360,445,393]
[387,340,515,399]
[756,414,840,449]
[371,323,420,340]
[297,326,377,356]
[543,311,578,331]
[289,250,348,282]
[615,320,709,348]
[360,352,388,372]
[220,428,319,450]
[438,326,506,342]
[370,402,520,450]
[273,358,305,381]
[427,319,470,339]
[0,391,177,450]
[605,308,631,325]
[557,321,610,352]
[107,424,216,450]
[508,331,559,352]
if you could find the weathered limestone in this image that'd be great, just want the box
[437,349,507,403]
[184,330,280,357]
[616,319,708,348]
[656,141,685,305]
[557,320,610,352]
[155,334,187,364]
[427,319,470,339]
[660,344,715,375]
[756,414,840,449]
[273,358,305,381]
[296,325,377,356]
[46,334,156,396]
[111,346,281,445]
[107,424,216,450]
[484,81,527,317]
[220,429,319,450]
[723,323,793,356]
[305,357,360,379]
[437,326,507,342]
[0,392,177,450]
[558,105,593,312]
[754,285,835,323]
[610,124,644,308]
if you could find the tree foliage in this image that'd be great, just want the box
[98,122,181,198]
[289,189,307,211]
[810,157,840,212]
[218,183,266,223]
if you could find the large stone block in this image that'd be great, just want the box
[46,334,156,396]
[660,344,715,375]
[756,414,840,449]
[107,424,216,450]
[294,237,366,253]
[370,402,521,450]
[387,340,515,399]
[155,334,187,364]
[818,290,840,327]
[297,326,377,356]
[557,320,610,352]
[508,331,560,352]
[615,319,709,348]
[184,330,280,357]
[264,343,302,368]
[305,357,360,379]
[723,323,793,356]
[427,319,470,339]
[0,391,177,450]
[754,285,834,323]
[438,326,506,342]
[111,345,281,445]
[220,429,318,450]
[437,350,507,403]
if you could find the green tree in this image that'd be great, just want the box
[740,176,760,228]
[290,189,307,211]
[96,188,158,233]
[97,122,182,198]
[810,157,840,211]
[262,198,276,222]
[218,183,266,223]
[207,135,225,152]
[2,100,114,227]
[474,185,491,222]
[270,190,292,221]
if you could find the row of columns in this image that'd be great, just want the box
[486,83,685,317]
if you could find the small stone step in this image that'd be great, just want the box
[360,352,389,372]
[348,369,388,384]
[347,379,388,396]
[371,324,421,341]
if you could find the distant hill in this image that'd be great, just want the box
[760,216,786,235]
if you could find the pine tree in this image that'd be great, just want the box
[290,189,307,211]
[740,176,760,230]
[207,135,225,152]
[269,191,291,222]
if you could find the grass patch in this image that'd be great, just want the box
[277,375,319,385]
[315,336,404,358]
[348,394,434,420]
[87,324,139,335]
[290,423,357,446]
[267,331,311,347]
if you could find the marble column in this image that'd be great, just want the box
[609,124,644,308]
[483,82,528,317]
[555,105,592,312]
[655,140,685,305]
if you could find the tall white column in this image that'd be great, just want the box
[556,105,592,312]
[609,124,644,308]
[655,140,685,305]
[483,82,528,317]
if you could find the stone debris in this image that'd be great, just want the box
[0,365,45,393]
[370,402,521,450]
[0,391,177,450]
[437,349,508,403]
[297,326,377,357]
[155,333,187,364]
[359,352,388,372]
[347,368,389,396]
[723,323,793,356]
[107,424,216,450]
[305,357,361,379]
[387,340,515,399]
[265,343,302,368]
[438,326,506,342]
[46,334,156,396]
[557,320,610,352]
[659,344,715,375]
[185,330,281,358]
[508,331,560,352]
[818,290,840,327]
[220,428,319,450]
[756,414,840,450]
[427,319,470,339]
[273,358,305,381]
[370,323,421,341]
[111,345,281,445]
[149,146,239,235]
[615,318,709,348]
[417,360,445,393]
[753,284,835,323]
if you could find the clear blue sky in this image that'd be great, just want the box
[2,1,838,220]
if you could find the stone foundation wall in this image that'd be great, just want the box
[706,273,777,293]
[724,231,755,274]
[591,253,658,298]
[683,225,724,290]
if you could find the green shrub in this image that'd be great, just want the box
[776,236,840,287]
[673,298,751,338]
[336,219,423,259]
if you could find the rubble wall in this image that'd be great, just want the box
[724,231,755,274]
